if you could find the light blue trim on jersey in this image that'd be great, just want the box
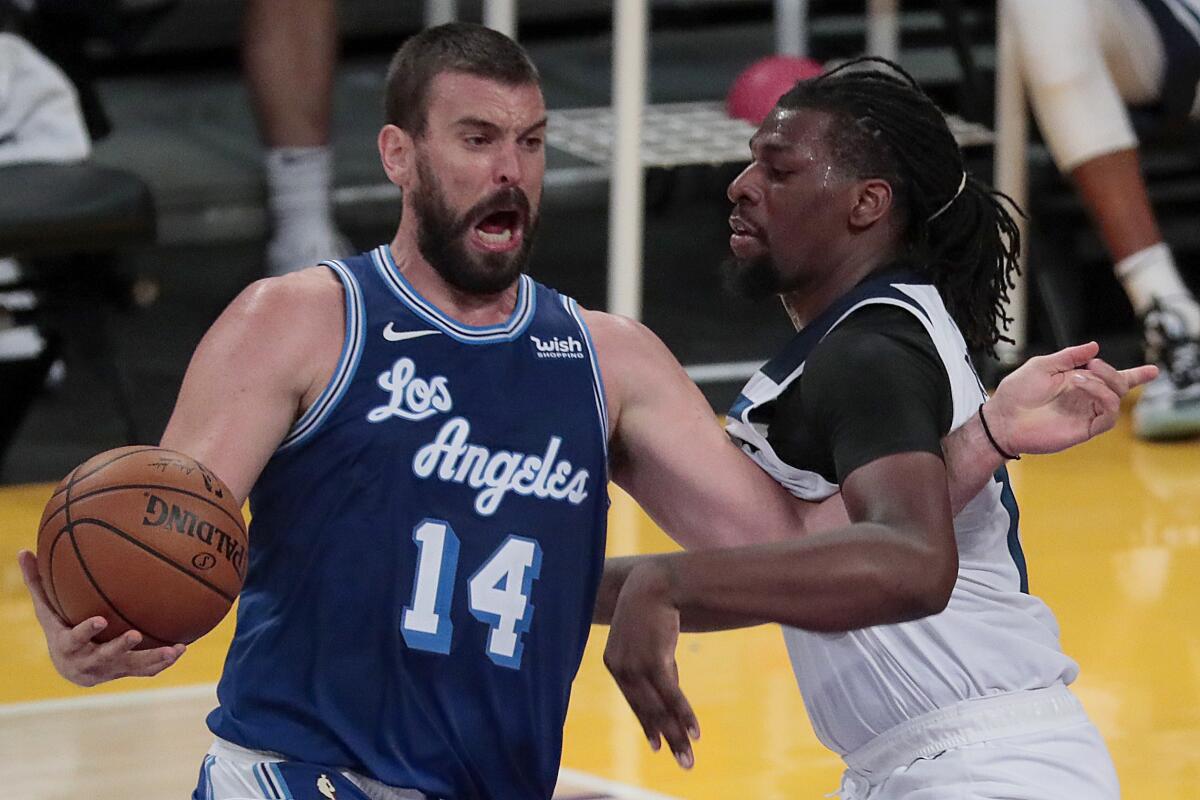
[371,245,536,343]
[563,297,610,463]
[200,754,215,800]
[267,764,294,800]
[278,260,366,451]
[253,763,278,798]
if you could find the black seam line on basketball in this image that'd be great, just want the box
[44,525,71,622]
[40,483,247,539]
[71,517,240,605]
[54,446,166,500]
[65,521,178,644]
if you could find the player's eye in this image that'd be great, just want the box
[765,164,791,181]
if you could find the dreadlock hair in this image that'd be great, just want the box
[775,57,1022,354]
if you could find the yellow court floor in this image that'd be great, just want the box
[2,413,1198,798]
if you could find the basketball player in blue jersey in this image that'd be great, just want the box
[599,61,1143,798]
[18,28,1153,800]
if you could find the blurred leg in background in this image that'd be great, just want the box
[242,0,351,276]
[1008,0,1200,440]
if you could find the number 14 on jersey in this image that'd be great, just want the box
[401,519,543,669]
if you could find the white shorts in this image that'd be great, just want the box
[193,737,432,800]
[833,685,1120,800]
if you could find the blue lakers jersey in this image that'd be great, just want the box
[207,246,611,799]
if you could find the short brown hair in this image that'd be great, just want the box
[384,23,541,136]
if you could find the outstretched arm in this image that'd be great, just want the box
[590,330,1155,626]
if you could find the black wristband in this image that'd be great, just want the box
[978,404,1020,461]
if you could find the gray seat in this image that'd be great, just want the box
[0,161,157,471]
[0,162,154,255]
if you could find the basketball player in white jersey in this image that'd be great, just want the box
[599,61,1133,798]
[1007,0,1200,439]
[19,27,1152,800]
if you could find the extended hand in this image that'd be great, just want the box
[18,550,185,686]
[602,561,700,769]
[986,342,1158,456]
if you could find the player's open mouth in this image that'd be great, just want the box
[471,210,525,253]
[729,214,765,257]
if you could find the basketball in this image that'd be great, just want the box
[726,55,825,124]
[35,446,247,649]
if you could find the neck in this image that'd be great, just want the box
[779,243,899,331]
[388,221,520,327]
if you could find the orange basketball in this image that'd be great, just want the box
[36,446,247,649]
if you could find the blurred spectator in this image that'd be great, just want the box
[10,0,351,277]
[1008,0,1200,440]
[244,0,352,276]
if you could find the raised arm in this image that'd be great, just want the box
[18,267,344,687]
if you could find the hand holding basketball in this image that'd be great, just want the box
[22,446,248,686]
[18,550,185,686]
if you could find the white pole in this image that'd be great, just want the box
[483,0,517,38]
[993,0,1029,365]
[774,0,809,57]
[424,0,456,27]
[866,0,900,61]
[608,0,648,319]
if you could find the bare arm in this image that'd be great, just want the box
[18,267,344,686]
[158,269,344,502]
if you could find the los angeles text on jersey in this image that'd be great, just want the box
[414,417,590,516]
[366,356,591,516]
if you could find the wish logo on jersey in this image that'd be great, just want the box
[413,417,590,516]
[531,335,585,359]
[367,357,452,423]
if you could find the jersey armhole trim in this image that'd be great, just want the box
[562,297,610,466]
[277,259,366,452]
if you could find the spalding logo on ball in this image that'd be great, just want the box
[727,55,825,125]
[36,446,248,649]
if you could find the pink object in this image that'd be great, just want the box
[726,55,825,124]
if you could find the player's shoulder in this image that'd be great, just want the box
[230,266,343,329]
[807,304,942,389]
[237,265,344,315]
[206,266,346,369]
[578,308,671,367]
[576,308,688,422]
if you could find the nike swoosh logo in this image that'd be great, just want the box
[383,323,442,342]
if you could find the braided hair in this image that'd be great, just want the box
[776,57,1022,353]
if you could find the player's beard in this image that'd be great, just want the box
[411,156,538,295]
[722,252,785,300]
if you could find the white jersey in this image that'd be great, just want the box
[724,274,1079,756]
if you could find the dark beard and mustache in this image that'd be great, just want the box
[411,156,538,295]
[721,252,786,300]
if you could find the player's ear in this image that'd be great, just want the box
[848,178,893,230]
[378,124,416,188]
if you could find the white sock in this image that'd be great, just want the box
[265,145,337,237]
[1115,243,1200,337]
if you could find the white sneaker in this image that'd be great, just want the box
[1133,302,1200,440]
[266,226,354,277]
